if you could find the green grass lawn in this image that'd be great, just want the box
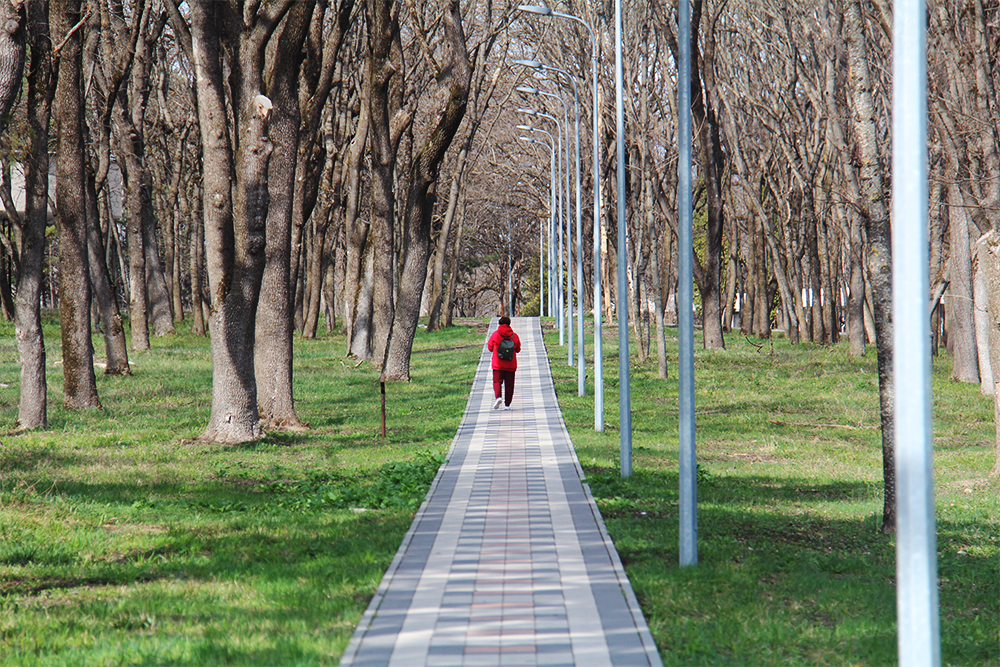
[0,314,996,666]
[0,315,487,666]
[545,320,999,667]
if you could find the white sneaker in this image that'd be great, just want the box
[493,397,503,410]
[503,405,512,411]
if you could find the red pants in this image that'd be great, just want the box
[492,369,516,407]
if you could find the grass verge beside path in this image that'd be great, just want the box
[544,320,999,667]
[0,315,488,667]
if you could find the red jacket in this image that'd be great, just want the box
[488,324,521,371]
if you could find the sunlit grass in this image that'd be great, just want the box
[0,313,487,667]
[1,314,996,666]
[546,319,999,667]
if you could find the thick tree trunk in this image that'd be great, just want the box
[690,0,726,350]
[381,0,470,381]
[945,180,979,383]
[845,0,894,533]
[53,0,100,410]
[124,158,149,351]
[0,0,24,124]
[366,0,398,365]
[15,0,49,429]
[255,0,313,431]
[974,233,1000,476]
[191,0,269,443]
[341,99,370,345]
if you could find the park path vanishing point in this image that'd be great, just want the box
[340,317,662,667]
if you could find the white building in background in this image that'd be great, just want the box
[6,160,124,220]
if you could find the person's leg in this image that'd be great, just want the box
[503,370,515,407]
[492,370,504,409]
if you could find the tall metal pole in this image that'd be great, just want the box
[562,96,574,366]
[518,128,554,320]
[614,0,631,478]
[678,0,697,567]
[521,108,565,343]
[517,6,603,429]
[573,76,585,397]
[591,41,603,431]
[893,1,939,665]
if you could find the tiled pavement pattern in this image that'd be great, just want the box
[340,317,662,667]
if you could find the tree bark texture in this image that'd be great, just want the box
[255,0,314,431]
[191,0,286,443]
[0,0,25,123]
[974,232,1000,476]
[15,0,50,429]
[364,0,399,365]
[845,0,894,533]
[53,0,101,410]
[86,163,130,375]
[382,0,471,381]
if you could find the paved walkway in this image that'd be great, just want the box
[340,317,662,667]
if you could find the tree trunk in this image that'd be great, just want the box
[690,0,726,350]
[15,0,49,429]
[937,109,979,382]
[191,0,278,443]
[189,179,206,336]
[342,97,371,354]
[381,0,470,381]
[426,143,468,331]
[86,160,130,375]
[143,189,175,336]
[974,233,1000,476]
[53,0,101,410]
[255,0,313,431]
[366,0,398,366]
[845,0,894,533]
[0,0,25,125]
[124,157,149,351]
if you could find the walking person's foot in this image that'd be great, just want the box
[493,397,503,410]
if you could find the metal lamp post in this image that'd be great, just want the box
[518,107,566,345]
[518,87,574,366]
[520,126,558,318]
[516,63,586,396]
[518,131,556,321]
[518,2,604,430]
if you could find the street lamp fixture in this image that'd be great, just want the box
[517,3,552,15]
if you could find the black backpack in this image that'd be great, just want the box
[497,334,516,361]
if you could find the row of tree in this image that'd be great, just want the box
[6,0,485,442]
[501,0,1000,529]
[5,1,999,501]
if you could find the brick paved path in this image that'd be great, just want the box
[340,317,662,667]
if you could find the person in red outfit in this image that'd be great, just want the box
[487,316,521,410]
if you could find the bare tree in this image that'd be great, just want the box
[14,0,46,429]
[382,0,472,380]
[53,0,101,410]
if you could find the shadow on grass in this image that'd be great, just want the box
[0,477,417,666]
[584,467,998,666]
